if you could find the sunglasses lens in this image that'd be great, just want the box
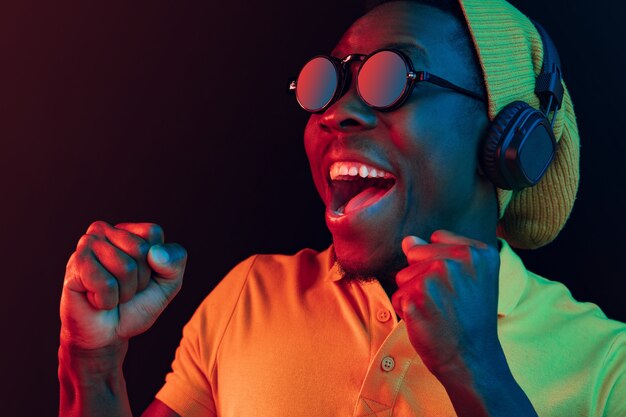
[296,56,339,112]
[358,50,408,109]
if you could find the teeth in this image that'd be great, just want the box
[329,161,393,180]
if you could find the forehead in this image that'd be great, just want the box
[331,2,462,67]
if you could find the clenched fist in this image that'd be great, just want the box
[60,221,187,350]
[392,229,501,378]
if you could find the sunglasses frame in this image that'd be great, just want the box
[289,48,486,113]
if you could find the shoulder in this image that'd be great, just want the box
[499,240,625,341]
[173,247,332,366]
[244,247,333,286]
[511,266,626,353]
[524,270,626,370]
[499,249,626,414]
[523,269,625,333]
[191,246,333,324]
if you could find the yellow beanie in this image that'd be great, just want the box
[457,0,580,249]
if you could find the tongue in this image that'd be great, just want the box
[344,186,389,214]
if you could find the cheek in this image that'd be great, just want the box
[303,116,327,197]
[390,107,480,205]
[303,116,320,161]
[392,102,481,172]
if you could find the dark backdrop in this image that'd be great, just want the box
[0,0,624,415]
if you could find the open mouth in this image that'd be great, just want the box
[328,161,396,215]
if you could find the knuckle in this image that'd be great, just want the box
[122,259,138,276]
[138,241,151,257]
[76,234,98,249]
[102,278,118,294]
[461,245,473,260]
[430,229,444,240]
[73,248,93,266]
[431,258,448,274]
[148,223,164,240]
[113,258,138,283]
[395,269,406,284]
[86,220,109,234]
[65,251,78,269]
[423,275,437,289]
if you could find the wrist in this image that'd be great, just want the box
[58,341,128,385]
[433,345,537,417]
[58,341,132,417]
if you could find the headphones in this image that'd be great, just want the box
[479,20,564,191]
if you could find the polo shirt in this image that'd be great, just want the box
[155,240,626,416]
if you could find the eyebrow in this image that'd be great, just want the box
[333,41,428,65]
[383,42,428,64]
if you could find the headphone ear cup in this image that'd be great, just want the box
[480,101,534,190]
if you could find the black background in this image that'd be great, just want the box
[0,0,625,415]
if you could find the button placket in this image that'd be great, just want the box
[352,321,418,417]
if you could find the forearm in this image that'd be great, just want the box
[437,348,538,417]
[58,341,133,417]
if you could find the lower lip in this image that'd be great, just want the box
[326,184,397,229]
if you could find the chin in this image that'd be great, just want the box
[332,236,407,283]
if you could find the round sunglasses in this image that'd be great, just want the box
[289,49,485,113]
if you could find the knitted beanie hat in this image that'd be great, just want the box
[457,0,580,249]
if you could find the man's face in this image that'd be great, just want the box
[303,1,494,280]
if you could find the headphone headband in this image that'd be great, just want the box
[531,20,564,112]
[480,19,563,191]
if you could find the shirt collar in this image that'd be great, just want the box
[323,239,528,316]
[496,238,528,317]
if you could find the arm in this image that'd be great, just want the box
[58,221,186,417]
[432,342,537,417]
[142,399,182,417]
[392,230,537,417]
[58,342,132,417]
[58,340,180,417]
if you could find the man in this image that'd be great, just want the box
[58,1,626,416]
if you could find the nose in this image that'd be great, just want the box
[319,80,378,133]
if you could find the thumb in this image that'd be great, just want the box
[147,243,187,282]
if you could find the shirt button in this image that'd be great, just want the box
[381,356,395,372]
[376,309,391,323]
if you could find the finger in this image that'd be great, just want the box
[147,243,187,283]
[395,259,454,290]
[391,285,427,322]
[115,222,165,246]
[404,243,472,267]
[401,235,428,256]
[429,229,488,249]
[393,273,452,321]
[65,251,120,310]
[89,238,139,304]
[86,221,152,292]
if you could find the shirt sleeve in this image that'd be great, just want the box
[155,312,217,417]
[155,255,257,417]
[597,330,626,416]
